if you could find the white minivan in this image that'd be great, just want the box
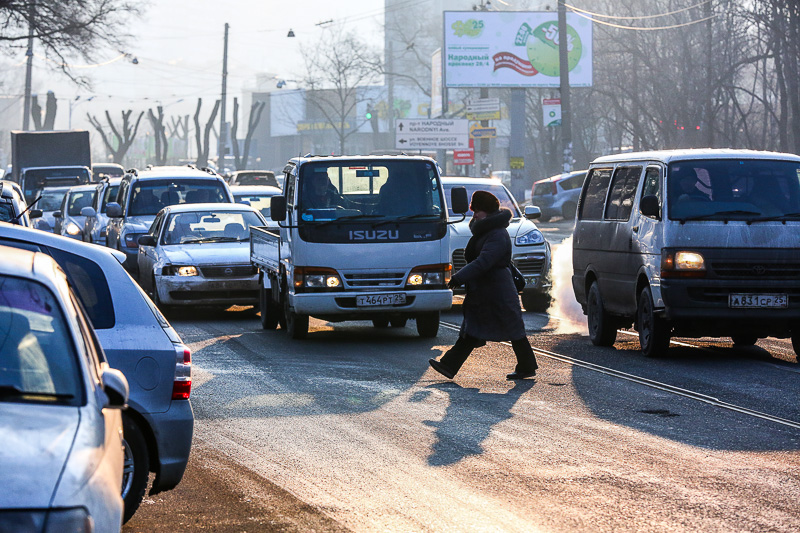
[572,149,800,357]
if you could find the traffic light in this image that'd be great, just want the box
[366,103,378,133]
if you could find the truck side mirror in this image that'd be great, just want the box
[450,187,469,214]
[53,210,62,218]
[29,209,42,219]
[137,235,156,247]
[270,196,287,221]
[81,206,97,217]
[524,205,541,220]
[640,195,660,219]
[106,202,123,218]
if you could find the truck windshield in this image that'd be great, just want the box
[668,159,800,221]
[23,167,90,204]
[298,160,444,223]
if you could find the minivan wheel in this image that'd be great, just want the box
[259,284,279,330]
[121,415,149,524]
[731,335,758,346]
[637,287,670,357]
[587,281,617,346]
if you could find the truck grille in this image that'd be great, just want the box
[711,261,800,279]
[343,272,406,289]
[200,265,256,278]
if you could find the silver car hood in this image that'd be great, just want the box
[163,242,252,265]
[0,404,79,508]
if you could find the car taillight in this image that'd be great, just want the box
[551,182,558,195]
[172,345,192,400]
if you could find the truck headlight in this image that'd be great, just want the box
[516,229,544,246]
[407,263,451,288]
[65,222,82,236]
[661,250,706,278]
[173,265,198,276]
[294,267,341,292]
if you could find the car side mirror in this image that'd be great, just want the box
[106,202,123,218]
[450,187,469,214]
[100,367,129,409]
[524,205,541,220]
[29,209,42,219]
[640,195,660,219]
[270,196,287,221]
[53,210,62,218]
[137,235,157,247]
[81,206,97,217]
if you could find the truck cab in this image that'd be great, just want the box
[252,155,468,338]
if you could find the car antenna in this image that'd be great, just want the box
[11,194,43,223]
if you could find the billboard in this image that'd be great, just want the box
[443,11,592,88]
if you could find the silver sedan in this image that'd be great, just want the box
[137,203,266,309]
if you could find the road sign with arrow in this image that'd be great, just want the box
[395,119,469,150]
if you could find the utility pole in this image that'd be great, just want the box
[219,23,229,167]
[557,0,573,173]
[22,2,35,131]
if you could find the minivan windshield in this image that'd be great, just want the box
[668,159,800,221]
[298,159,444,223]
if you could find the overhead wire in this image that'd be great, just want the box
[565,0,713,21]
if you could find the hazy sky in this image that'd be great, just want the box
[8,0,389,129]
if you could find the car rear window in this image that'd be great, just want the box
[45,248,115,330]
[128,179,229,216]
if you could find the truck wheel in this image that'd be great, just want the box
[121,415,149,524]
[283,294,308,339]
[731,335,758,346]
[372,318,389,328]
[416,311,440,338]
[637,287,670,357]
[259,284,279,330]
[521,291,551,312]
[587,281,617,346]
[390,318,408,328]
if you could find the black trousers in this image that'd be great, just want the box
[439,334,538,376]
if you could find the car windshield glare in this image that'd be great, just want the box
[0,275,82,404]
[163,210,262,244]
[234,195,272,218]
[298,160,444,222]
[668,159,800,221]
[67,190,94,216]
[101,185,119,212]
[128,180,228,216]
[446,184,519,218]
[37,188,69,211]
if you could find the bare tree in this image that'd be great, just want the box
[147,105,168,165]
[230,97,266,171]
[86,109,144,165]
[193,98,220,168]
[300,27,382,154]
[0,0,139,84]
[168,114,191,162]
[30,90,57,130]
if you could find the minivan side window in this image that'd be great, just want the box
[579,168,613,220]
[605,166,642,221]
[641,167,661,206]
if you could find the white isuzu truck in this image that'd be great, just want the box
[250,155,468,339]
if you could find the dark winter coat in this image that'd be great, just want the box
[451,208,525,341]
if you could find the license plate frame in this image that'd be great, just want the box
[728,293,788,309]
[356,293,407,307]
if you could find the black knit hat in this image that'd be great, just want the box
[470,190,500,213]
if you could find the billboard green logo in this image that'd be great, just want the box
[515,21,582,77]
[452,19,484,37]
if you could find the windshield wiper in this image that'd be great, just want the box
[0,384,74,400]
[181,236,245,244]
[314,214,383,227]
[372,214,439,227]
[747,212,800,223]
[678,209,761,223]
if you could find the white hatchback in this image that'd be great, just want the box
[0,245,129,532]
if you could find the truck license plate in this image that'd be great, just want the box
[357,293,406,307]
[729,293,788,309]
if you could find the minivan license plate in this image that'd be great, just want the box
[357,293,406,307]
[729,293,788,309]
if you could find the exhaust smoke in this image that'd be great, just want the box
[546,236,589,335]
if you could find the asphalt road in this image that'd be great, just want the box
[124,218,800,532]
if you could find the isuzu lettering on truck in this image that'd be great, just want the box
[250,155,469,339]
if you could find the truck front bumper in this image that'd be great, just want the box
[292,289,453,316]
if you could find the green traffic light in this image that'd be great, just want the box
[365,112,372,119]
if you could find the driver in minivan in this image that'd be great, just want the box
[676,172,710,202]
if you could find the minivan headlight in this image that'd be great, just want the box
[516,229,544,246]
[661,250,706,278]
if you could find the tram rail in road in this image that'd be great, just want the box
[440,320,800,431]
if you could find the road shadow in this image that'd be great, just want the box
[549,334,800,451]
[423,380,535,466]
